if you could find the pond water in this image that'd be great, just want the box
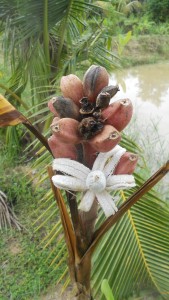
[110,62,169,188]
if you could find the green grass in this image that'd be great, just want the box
[0,231,63,300]
[0,147,66,300]
[0,200,66,300]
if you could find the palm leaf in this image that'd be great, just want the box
[92,182,169,299]
[124,1,142,15]
[117,0,142,15]
[101,279,115,300]
[0,0,120,107]
[88,160,169,255]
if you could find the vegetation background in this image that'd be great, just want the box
[0,0,169,299]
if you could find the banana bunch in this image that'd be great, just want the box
[48,65,136,170]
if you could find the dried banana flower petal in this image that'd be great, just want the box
[101,84,120,98]
[78,117,104,140]
[96,92,111,109]
[79,97,95,116]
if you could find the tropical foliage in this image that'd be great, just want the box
[115,0,142,15]
[0,0,121,158]
[0,0,169,299]
[92,178,169,299]
[146,0,169,23]
[0,0,119,107]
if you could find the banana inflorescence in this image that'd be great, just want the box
[48,65,136,169]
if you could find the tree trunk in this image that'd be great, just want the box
[72,252,93,300]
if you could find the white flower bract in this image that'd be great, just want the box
[52,145,136,218]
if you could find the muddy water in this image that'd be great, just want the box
[110,62,169,187]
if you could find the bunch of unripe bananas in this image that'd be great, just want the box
[48,65,136,169]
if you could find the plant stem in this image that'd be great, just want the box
[43,0,50,72]
[74,252,93,299]
[56,1,73,69]
[0,83,29,110]
[66,192,91,259]
[24,121,52,154]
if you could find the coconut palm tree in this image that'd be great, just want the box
[0,0,119,107]
[116,0,142,15]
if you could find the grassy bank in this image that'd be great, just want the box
[119,35,169,67]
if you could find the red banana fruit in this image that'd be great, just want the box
[48,135,78,160]
[102,99,133,131]
[83,65,109,102]
[114,152,138,175]
[88,125,121,152]
[50,117,81,144]
[60,74,84,106]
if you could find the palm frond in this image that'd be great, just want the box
[124,1,142,15]
[1,0,119,109]
[92,176,169,299]
[117,0,142,15]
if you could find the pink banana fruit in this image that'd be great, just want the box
[83,65,109,102]
[114,152,138,175]
[88,125,121,152]
[60,74,84,106]
[102,99,133,131]
[50,117,81,144]
[48,135,78,160]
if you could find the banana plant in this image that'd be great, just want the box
[0,65,169,299]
